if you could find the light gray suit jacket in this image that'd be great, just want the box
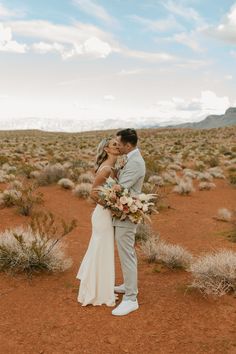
[112,149,146,228]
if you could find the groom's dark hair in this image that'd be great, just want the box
[116,128,138,146]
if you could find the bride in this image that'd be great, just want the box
[76,137,120,306]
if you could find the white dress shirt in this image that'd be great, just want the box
[126,147,139,160]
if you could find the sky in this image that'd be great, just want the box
[0,0,236,125]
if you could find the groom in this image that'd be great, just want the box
[112,128,146,316]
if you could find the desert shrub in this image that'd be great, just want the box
[148,175,164,186]
[168,164,182,171]
[145,158,163,175]
[18,163,35,179]
[14,183,44,216]
[78,172,94,184]
[36,163,69,186]
[141,235,193,269]
[199,182,216,191]
[189,250,236,296]
[58,178,75,190]
[0,155,8,166]
[228,172,236,185]
[0,189,22,207]
[215,208,232,222]
[162,171,178,185]
[0,212,77,275]
[196,172,213,182]
[30,170,41,179]
[5,174,16,182]
[8,180,23,190]
[207,156,220,167]
[142,182,156,194]
[207,167,225,179]
[183,169,197,179]
[173,177,195,195]
[227,166,236,173]
[140,234,160,263]
[73,183,92,198]
[135,222,153,243]
[194,161,205,172]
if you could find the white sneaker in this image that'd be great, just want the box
[112,299,139,316]
[114,284,125,294]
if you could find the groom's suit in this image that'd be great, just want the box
[112,148,146,301]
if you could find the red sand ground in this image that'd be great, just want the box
[1,179,236,354]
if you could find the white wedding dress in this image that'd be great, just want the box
[76,167,116,306]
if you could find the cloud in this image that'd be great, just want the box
[32,37,112,59]
[83,36,112,58]
[0,23,28,53]
[161,0,204,25]
[0,3,26,18]
[104,95,115,101]
[149,90,230,124]
[8,20,117,59]
[7,19,179,62]
[72,0,118,26]
[128,14,183,32]
[160,31,204,52]
[206,4,236,44]
[122,48,176,62]
[175,58,210,69]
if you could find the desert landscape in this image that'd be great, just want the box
[0,126,236,353]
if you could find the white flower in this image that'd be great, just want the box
[127,197,133,207]
[142,204,148,212]
[138,193,149,202]
[130,204,138,213]
[135,199,143,209]
[120,196,128,204]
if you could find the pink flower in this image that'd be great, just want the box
[123,205,130,213]
[109,192,117,201]
[112,184,122,192]
[116,203,123,211]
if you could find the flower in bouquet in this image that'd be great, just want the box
[97,177,158,224]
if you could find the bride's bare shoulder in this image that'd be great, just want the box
[96,164,113,174]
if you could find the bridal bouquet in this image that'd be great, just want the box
[97,177,157,224]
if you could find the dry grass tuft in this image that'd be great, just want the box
[189,250,236,296]
[73,183,92,198]
[58,178,75,190]
[173,177,195,195]
[141,235,193,269]
[0,211,77,276]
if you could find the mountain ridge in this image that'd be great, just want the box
[0,107,235,132]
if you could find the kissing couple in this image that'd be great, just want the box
[76,128,146,316]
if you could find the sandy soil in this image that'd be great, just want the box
[1,179,236,354]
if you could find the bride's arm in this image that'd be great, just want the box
[90,167,111,205]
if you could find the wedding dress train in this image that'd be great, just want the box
[76,203,116,306]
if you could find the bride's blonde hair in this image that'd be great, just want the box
[95,137,113,173]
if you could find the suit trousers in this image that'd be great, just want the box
[114,224,138,301]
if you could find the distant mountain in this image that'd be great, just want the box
[0,107,235,132]
[168,107,236,129]
[0,116,160,132]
